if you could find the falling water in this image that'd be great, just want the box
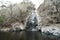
[26,10,37,31]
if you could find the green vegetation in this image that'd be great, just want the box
[0,15,6,27]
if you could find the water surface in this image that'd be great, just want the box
[0,31,60,40]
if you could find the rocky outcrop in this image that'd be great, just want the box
[37,0,60,36]
[41,25,60,36]
[37,0,60,26]
[10,22,25,31]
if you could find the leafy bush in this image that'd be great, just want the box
[0,15,6,26]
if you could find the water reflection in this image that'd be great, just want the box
[0,31,60,40]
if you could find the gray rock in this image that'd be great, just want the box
[41,26,60,36]
[37,0,60,26]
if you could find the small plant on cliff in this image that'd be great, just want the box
[0,15,6,27]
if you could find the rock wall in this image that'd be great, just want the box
[37,0,60,26]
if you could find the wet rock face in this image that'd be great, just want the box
[37,0,60,26]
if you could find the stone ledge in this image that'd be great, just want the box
[41,26,60,36]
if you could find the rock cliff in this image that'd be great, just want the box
[37,0,60,26]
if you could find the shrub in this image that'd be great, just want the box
[0,15,6,27]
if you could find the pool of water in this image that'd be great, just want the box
[0,31,60,40]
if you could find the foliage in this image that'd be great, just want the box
[0,15,6,26]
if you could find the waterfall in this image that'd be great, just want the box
[29,10,36,23]
[26,10,37,31]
